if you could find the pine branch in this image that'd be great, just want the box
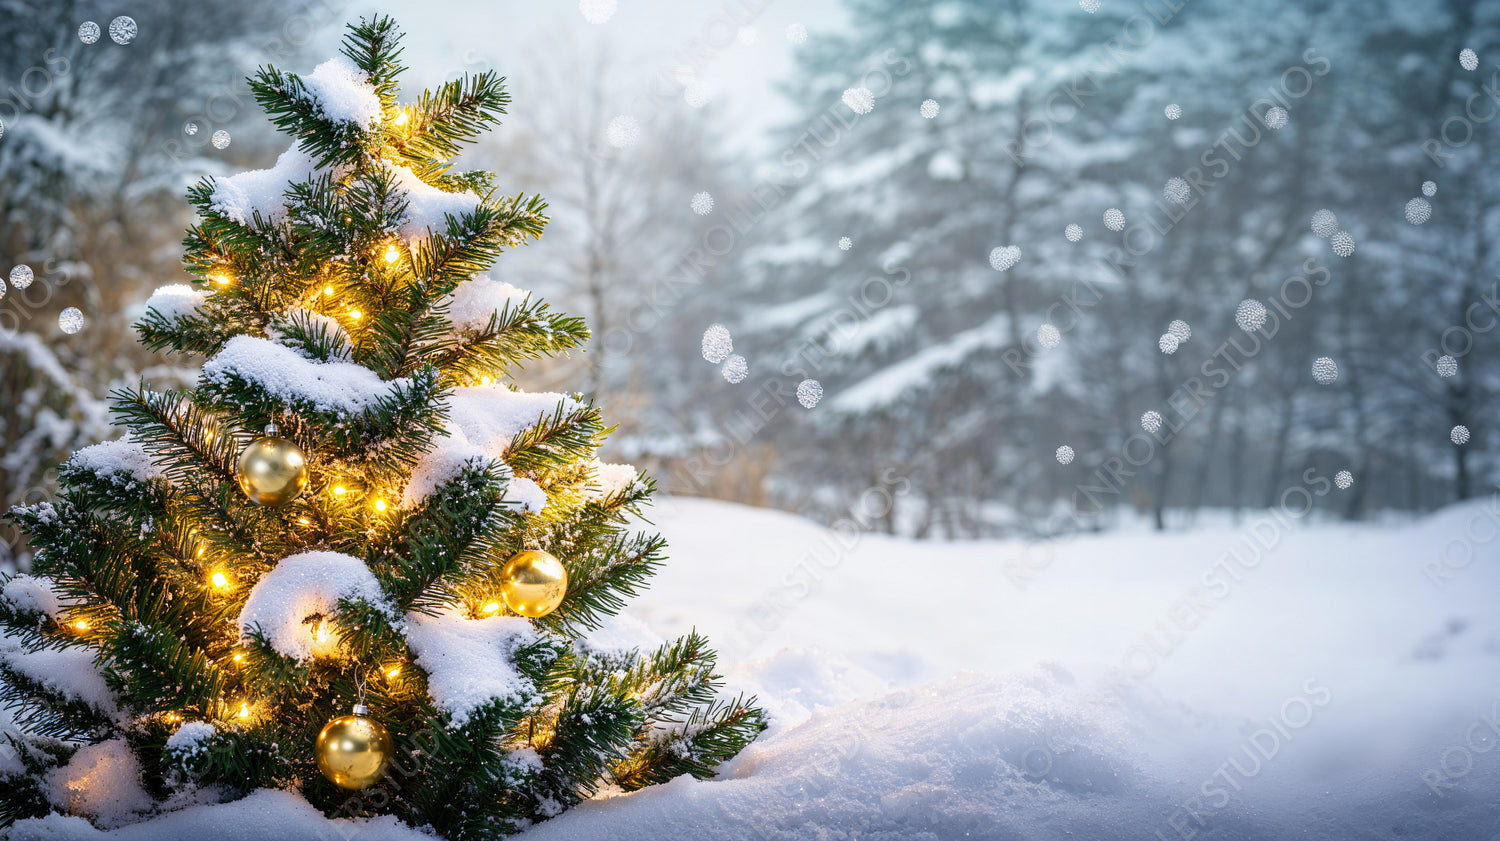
[612,697,768,791]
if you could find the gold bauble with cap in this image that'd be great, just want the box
[499,550,569,618]
[236,425,308,506]
[315,704,394,790]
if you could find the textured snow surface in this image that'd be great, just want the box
[202,335,408,414]
[43,739,152,829]
[0,639,118,715]
[236,551,396,661]
[10,499,1500,839]
[440,273,527,335]
[66,439,164,484]
[400,385,578,506]
[387,162,482,240]
[1,574,62,618]
[140,285,209,323]
[404,607,541,727]
[208,144,318,227]
[300,56,383,129]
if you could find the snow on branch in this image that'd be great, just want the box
[237,551,398,661]
[403,606,540,727]
[201,335,410,415]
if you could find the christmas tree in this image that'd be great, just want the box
[0,17,763,838]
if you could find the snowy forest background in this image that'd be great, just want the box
[3,0,1499,567]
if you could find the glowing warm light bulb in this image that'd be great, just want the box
[383,244,400,263]
[349,309,363,321]
[394,111,409,127]
[212,273,231,286]
[74,619,89,631]
[481,602,502,616]
[374,499,388,512]
[232,652,244,663]
[480,376,494,386]
[297,517,310,525]
[238,702,251,718]
[324,285,335,296]
[316,621,333,643]
[385,664,402,679]
[333,485,348,496]
[211,571,229,589]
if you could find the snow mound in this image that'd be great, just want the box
[43,738,152,830]
[141,285,209,323]
[65,439,163,485]
[404,607,541,727]
[207,144,318,227]
[202,335,409,414]
[0,638,118,716]
[236,551,397,661]
[387,163,482,241]
[300,56,383,130]
[1,574,63,618]
[440,274,528,335]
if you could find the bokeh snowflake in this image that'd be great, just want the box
[701,324,733,363]
[684,81,713,109]
[1163,177,1191,204]
[1334,470,1354,490]
[1436,355,1458,377]
[721,354,749,384]
[10,264,34,290]
[605,115,639,149]
[920,99,940,119]
[1311,209,1339,238]
[1164,103,1182,120]
[1158,333,1179,354]
[1235,299,1267,332]
[579,0,617,24]
[1037,323,1061,349]
[108,15,137,45]
[183,122,198,136]
[842,87,875,115]
[1264,106,1288,129]
[1311,357,1338,385]
[1330,230,1356,257]
[0,277,6,301]
[78,21,100,44]
[989,245,1021,271]
[1141,411,1164,434]
[58,307,85,334]
[1080,0,1101,12]
[1451,425,1471,445]
[691,191,715,215]
[1404,197,1432,225]
[1167,319,1191,342]
[1461,48,1479,71]
[796,379,823,409]
[211,130,231,150]
[838,236,853,251]
[787,23,808,44]
[1103,208,1126,231]
[1056,445,1075,465]
[1065,223,1083,242]
[1422,180,1437,197]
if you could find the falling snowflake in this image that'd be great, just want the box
[1422,180,1437,197]
[787,23,808,44]
[1436,355,1458,377]
[1330,230,1356,257]
[796,379,823,408]
[1167,319,1191,342]
[1235,299,1267,332]
[920,99,940,119]
[1141,411,1164,434]
[58,307,85,334]
[1056,445,1075,465]
[1064,224,1083,242]
[1164,103,1182,120]
[183,122,198,136]
[1264,106,1288,129]
[1311,356,1339,385]
[1310,209,1339,238]
[1158,333,1180,354]
[737,26,758,45]
[1451,425,1471,445]
[1404,197,1432,225]
[1163,177,1191,204]
[1460,48,1479,71]
[842,87,875,115]
[1037,324,1061,349]
[838,236,853,251]
[1103,208,1126,231]
[579,0,617,24]
[1079,0,1101,12]
[721,355,749,384]
[684,81,713,109]
[78,21,100,44]
[211,130,231,150]
[989,245,1022,271]
[1334,470,1354,490]
[9,264,34,290]
[108,15,137,45]
[690,192,715,215]
[606,115,639,149]
[701,324,733,364]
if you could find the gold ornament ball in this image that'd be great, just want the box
[500,550,569,618]
[316,713,394,790]
[237,436,309,506]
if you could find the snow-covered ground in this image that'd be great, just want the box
[10,496,1500,840]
